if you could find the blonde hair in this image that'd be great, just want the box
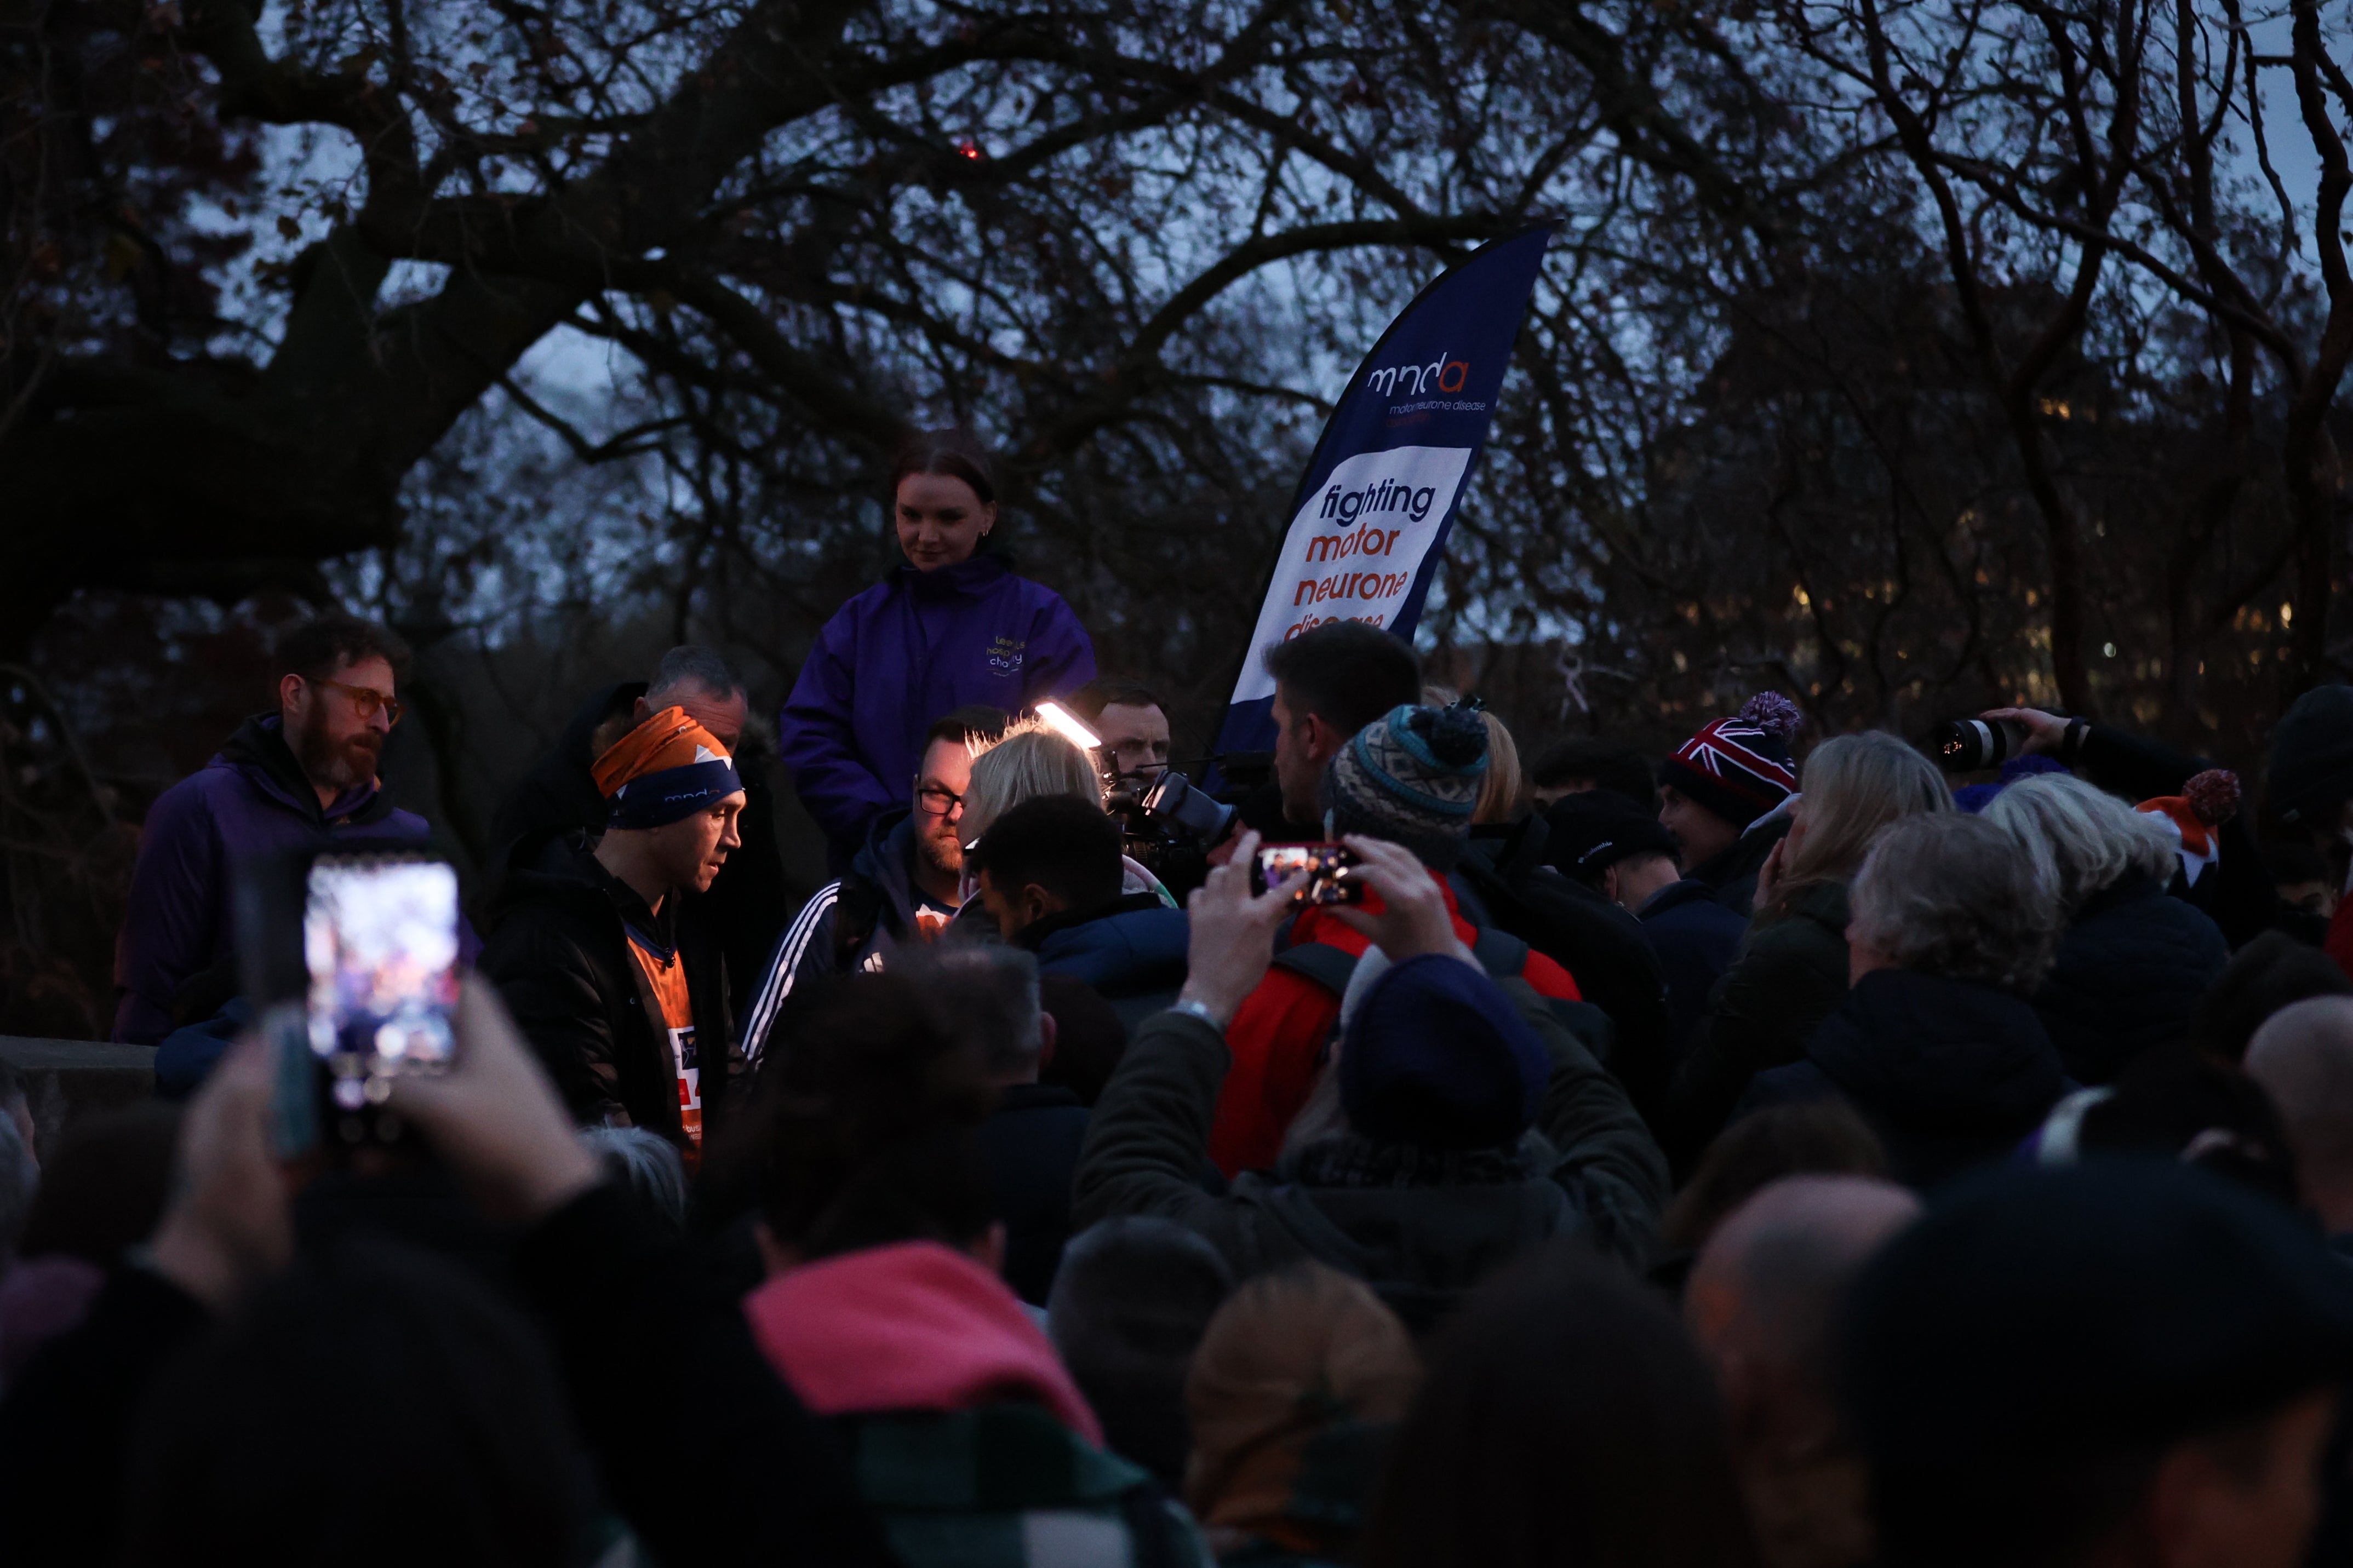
[1981,774,2178,913]
[1774,731,1953,905]
[1473,711,1524,824]
[959,721,1099,842]
[1423,687,1522,824]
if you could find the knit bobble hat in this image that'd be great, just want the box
[2137,769,2242,887]
[1323,704,1489,869]
[1656,692,1802,831]
[1339,955,1551,1151]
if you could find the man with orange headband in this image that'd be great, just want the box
[481,706,748,1156]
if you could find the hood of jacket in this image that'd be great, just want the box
[216,713,394,828]
[1809,969,2069,1133]
[1023,893,1189,996]
[486,829,666,936]
[742,1240,1102,1443]
[1689,812,1792,910]
[1232,1170,1582,1336]
[558,680,648,769]
[1766,877,1851,934]
[486,681,649,892]
[847,807,933,937]
[2036,872,2229,1084]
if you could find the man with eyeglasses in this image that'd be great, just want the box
[737,704,1010,1072]
[114,613,438,1044]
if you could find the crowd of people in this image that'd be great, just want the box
[12,430,2353,1566]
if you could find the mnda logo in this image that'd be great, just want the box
[1365,348,1470,398]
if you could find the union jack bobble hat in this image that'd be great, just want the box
[1657,692,1802,831]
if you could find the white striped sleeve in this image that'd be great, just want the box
[741,881,839,1071]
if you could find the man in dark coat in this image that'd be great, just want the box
[480,707,746,1153]
[1072,834,1668,1335]
[114,614,443,1045]
[934,945,1094,1306]
[1544,790,1744,1062]
[489,647,789,1016]
[1656,693,1803,918]
[1743,813,2069,1189]
[737,704,1010,1074]
[969,795,1191,1030]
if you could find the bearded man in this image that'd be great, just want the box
[736,703,1009,1073]
[113,614,443,1044]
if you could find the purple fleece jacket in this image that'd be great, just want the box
[779,555,1096,856]
[112,715,436,1044]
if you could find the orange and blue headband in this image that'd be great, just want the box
[591,707,741,829]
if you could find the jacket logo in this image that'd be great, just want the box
[986,636,1027,676]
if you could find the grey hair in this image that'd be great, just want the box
[646,644,743,705]
[959,721,1100,843]
[1848,812,2062,991]
[579,1126,690,1233]
[1980,774,2178,913]
[933,944,1046,1079]
[2247,996,2353,1181]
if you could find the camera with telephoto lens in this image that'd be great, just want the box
[1097,748,1238,900]
[1929,717,2030,773]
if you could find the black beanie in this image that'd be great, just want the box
[2268,684,2353,826]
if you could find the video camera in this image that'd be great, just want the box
[1035,700,1241,898]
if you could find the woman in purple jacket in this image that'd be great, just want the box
[780,431,1097,868]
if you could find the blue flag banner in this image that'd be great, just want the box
[1212,224,1555,757]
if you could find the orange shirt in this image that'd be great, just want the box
[625,926,702,1164]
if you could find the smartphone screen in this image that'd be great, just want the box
[304,857,460,1115]
[1252,842,1364,906]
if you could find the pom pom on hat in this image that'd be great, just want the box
[2137,769,2241,888]
[1738,691,1805,742]
[2183,769,2241,826]
[1657,691,1801,832]
[1322,705,1489,868]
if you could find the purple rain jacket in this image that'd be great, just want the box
[112,714,436,1044]
[778,554,1096,858]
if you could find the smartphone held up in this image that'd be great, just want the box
[1251,842,1365,908]
[243,850,462,1150]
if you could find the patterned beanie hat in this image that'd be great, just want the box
[1323,704,1488,866]
[1657,692,1802,831]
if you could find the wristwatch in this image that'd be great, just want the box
[1169,997,1225,1030]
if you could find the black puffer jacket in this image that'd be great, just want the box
[2034,873,2229,1085]
[488,680,791,1019]
[1743,969,2070,1190]
[479,834,736,1144]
